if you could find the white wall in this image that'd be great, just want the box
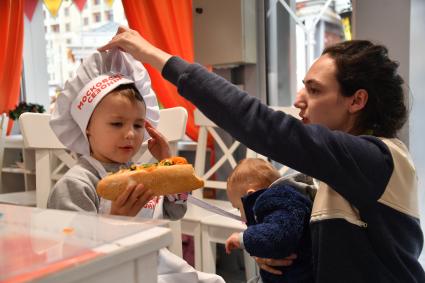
[409,0,425,266]
[353,0,425,266]
[352,0,410,144]
[23,1,50,111]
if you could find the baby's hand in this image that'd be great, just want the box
[225,232,241,254]
[146,121,171,161]
[111,184,154,217]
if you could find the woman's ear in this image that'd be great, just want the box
[349,89,368,113]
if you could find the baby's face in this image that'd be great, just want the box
[227,185,247,222]
[86,93,146,163]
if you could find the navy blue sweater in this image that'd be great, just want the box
[242,184,313,283]
[162,56,425,283]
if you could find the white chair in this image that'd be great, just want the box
[185,109,257,279]
[185,106,300,279]
[133,106,188,258]
[0,113,37,206]
[19,113,77,209]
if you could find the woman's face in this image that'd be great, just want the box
[294,54,358,133]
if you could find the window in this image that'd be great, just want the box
[64,7,69,16]
[105,10,114,21]
[51,24,60,33]
[93,12,101,23]
[38,0,127,103]
[265,0,349,106]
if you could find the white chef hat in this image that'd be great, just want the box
[50,49,160,156]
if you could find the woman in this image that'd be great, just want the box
[99,27,425,283]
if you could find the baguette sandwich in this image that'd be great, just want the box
[96,156,204,201]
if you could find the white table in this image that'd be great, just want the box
[0,204,172,283]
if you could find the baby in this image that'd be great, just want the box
[225,158,314,283]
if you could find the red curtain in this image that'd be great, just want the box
[0,0,24,133]
[121,0,199,142]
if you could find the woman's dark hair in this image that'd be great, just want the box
[322,40,407,137]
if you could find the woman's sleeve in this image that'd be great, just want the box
[162,57,394,208]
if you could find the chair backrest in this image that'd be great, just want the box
[193,106,300,198]
[132,106,188,163]
[19,113,77,208]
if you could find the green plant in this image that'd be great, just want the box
[8,102,45,120]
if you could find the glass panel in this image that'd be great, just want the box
[42,1,127,104]
[265,0,352,106]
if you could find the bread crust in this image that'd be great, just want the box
[96,164,204,201]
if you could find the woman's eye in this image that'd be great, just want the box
[134,124,144,129]
[309,87,319,95]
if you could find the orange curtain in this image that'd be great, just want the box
[0,0,24,118]
[121,0,199,142]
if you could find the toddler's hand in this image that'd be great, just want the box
[146,121,171,161]
[225,232,241,254]
[111,184,154,217]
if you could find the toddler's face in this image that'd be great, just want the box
[86,93,146,163]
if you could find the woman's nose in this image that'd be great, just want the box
[294,89,307,109]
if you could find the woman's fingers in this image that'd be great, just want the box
[254,254,296,275]
[254,254,297,267]
[98,26,128,51]
[116,25,129,35]
[258,263,283,275]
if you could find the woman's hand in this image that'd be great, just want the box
[110,184,154,217]
[98,26,172,71]
[225,232,241,254]
[254,254,297,275]
[145,121,171,161]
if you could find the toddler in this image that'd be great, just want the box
[49,49,224,283]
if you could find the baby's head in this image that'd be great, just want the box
[50,49,160,162]
[227,158,280,221]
